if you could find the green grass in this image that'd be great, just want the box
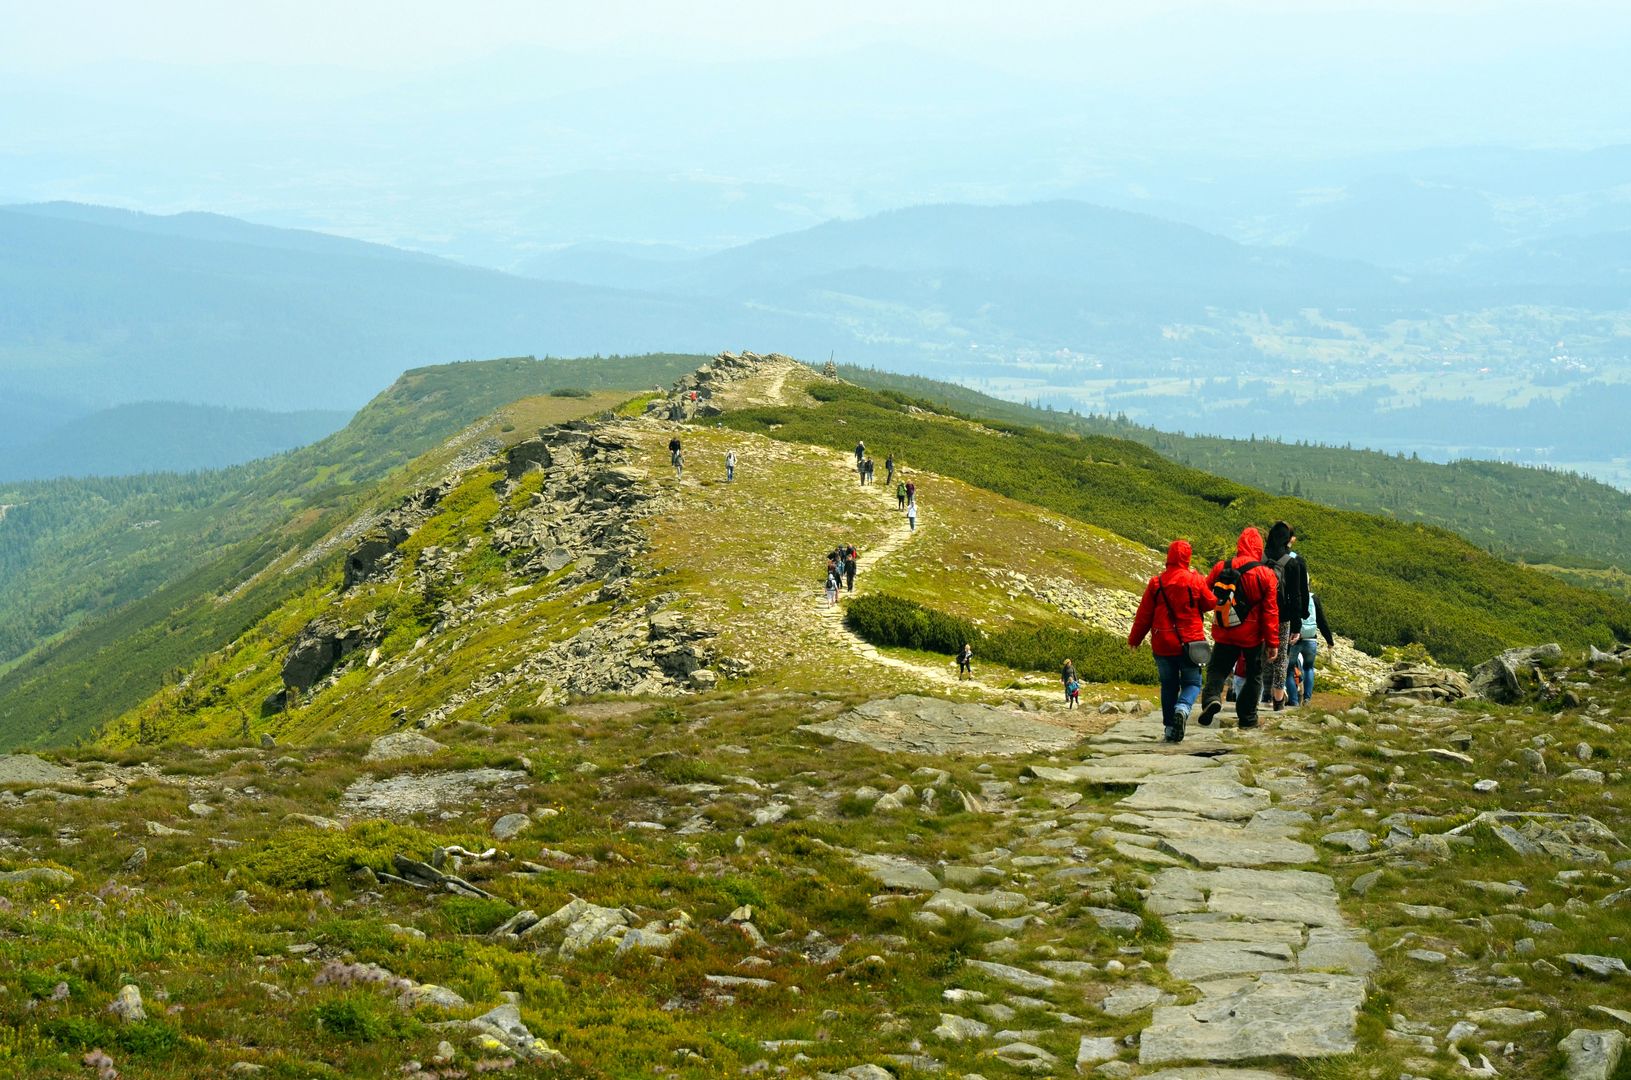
[719,380,1629,667]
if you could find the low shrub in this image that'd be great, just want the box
[548,387,593,398]
[844,593,1153,685]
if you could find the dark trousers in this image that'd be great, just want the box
[1203,642,1265,725]
[844,565,856,591]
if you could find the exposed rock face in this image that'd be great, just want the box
[647,351,799,420]
[280,616,382,694]
[0,754,77,788]
[341,481,455,589]
[1469,643,1563,702]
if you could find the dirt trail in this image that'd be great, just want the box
[814,471,1060,702]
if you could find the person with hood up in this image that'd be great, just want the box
[1260,521,1309,712]
[1128,539,1213,742]
[1197,526,1280,730]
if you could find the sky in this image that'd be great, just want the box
[6,0,1630,77]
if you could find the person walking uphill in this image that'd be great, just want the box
[668,437,683,480]
[1197,526,1280,730]
[1285,588,1334,705]
[1128,539,1213,743]
[1260,521,1309,712]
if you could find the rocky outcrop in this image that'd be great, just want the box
[1469,643,1563,702]
[341,481,456,589]
[647,351,801,420]
[1382,660,1472,703]
[280,615,382,694]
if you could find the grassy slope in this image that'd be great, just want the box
[0,354,705,751]
[840,366,1631,572]
[2,646,1627,1078]
[110,391,1178,748]
[719,381,1629,668]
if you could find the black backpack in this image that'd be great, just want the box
[1211,558,1265,629]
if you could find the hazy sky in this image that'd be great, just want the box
[7,0,1630,75]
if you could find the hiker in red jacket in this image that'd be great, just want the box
[1128,539,1213,743]
[1197,526,1280,730]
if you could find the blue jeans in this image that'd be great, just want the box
[1154,653,1203,726]
[1286,639,1319,703]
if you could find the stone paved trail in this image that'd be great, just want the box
[848,711,1374,1077]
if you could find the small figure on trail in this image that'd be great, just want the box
[825,564,840,606]
[1128,539,1214,744]
[905,479,916,507]
[725,449,737,482]
[668,437,683,479]
[1060,659,1076,703]
[1285,588,1334,705]
[906,500,917,532]
[885,454,895,486]
[843,544,858,592]
[854,440,866,467]
[863,457,875,485]
[957,642,974,680]
[1198,526,1281,731]
[896,480,907,509]
[1066,678,1080,708]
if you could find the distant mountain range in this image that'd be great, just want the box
[3,197,1627,481]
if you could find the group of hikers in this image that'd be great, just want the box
[855,441,920,532]
[1127,521,1335,743]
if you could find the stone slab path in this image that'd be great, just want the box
[848,711,1374,1076]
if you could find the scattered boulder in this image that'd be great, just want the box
[491,814,530,841]
[107,985,145,1023]
[1470,644,1562,703]
[463,1003,567,1064]
[1558,1029,1626,1080]
[364,732,445,762]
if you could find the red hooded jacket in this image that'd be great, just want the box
[1129,540,1212,657]
[1206,527,1281,650]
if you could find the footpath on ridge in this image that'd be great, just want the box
[843,711,1371,1076]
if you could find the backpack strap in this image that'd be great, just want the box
[1154,579,1183,634]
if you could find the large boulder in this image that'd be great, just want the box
[281,617,381,693]
[1469,643,1562,702]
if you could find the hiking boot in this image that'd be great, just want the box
[1273,697,1286,712]
[1238,717,1259,730]
[1163,726,1182,743]
[1197,700,1221,727]
[1167,710,1187,743]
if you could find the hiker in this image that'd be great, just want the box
[864,457,875,485]
[905,479,916,507]
[668,436,683,477]
[1128,539,1213,743]
[1060,659,1076,703]
[885,454,895,486]
[1260,521,1309,712]
[906,500,917,532]
[825,563,840,606]
[1285,588,1334,705]
[957,642,973,680]
[896,480,907,509]
[725,449,737,482]
[1197,526,1280,730]
[843,544,858,591]
[854,440,866,468]
[1066,677,1080,708]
